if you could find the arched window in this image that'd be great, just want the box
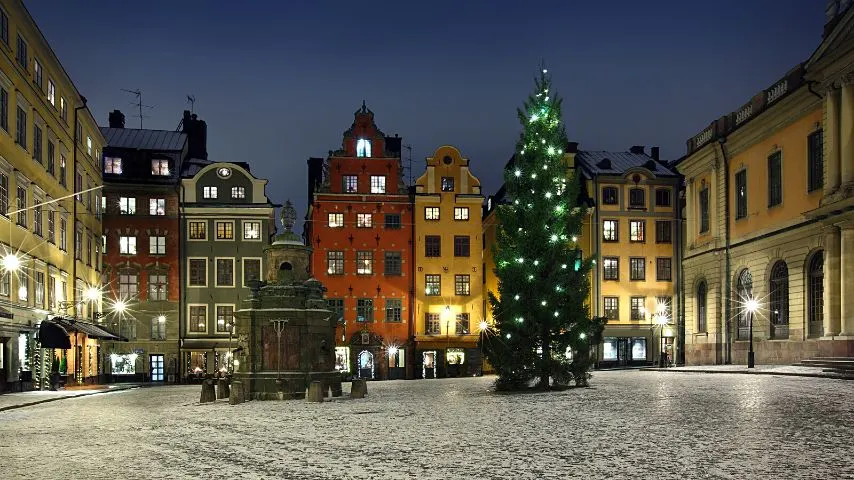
[357,350,374,379]
[769,261,789,339]
[697,281,707,333]
[808,252,824,338]
[736,269,752,340]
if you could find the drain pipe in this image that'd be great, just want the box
[717,137,732,365]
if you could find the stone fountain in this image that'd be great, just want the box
[232,200,341,400]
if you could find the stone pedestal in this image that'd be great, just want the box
[229,380,245,405]
[217,378,230,399]
[330,380,343,397]
[351,379,367,399]
[307,381,324,402]
[200,378,216,403]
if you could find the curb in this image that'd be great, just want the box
[0,385,140,413]
[640,367,853,380]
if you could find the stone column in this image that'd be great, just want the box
[840,83,854,187]
[840,223,854,336]
[685,180,695,246]
[825,88,841,196]
[823,225,841,337]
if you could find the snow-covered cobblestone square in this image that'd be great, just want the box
[1,371,852,479]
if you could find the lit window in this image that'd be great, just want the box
[356,138,371,157]
[243,221,261,240]
[328,213,344,228]
[86,136,92,156]
[215,221,234,240]
[149,236,166,255]
[603,257,619,280]
[119,197,136,215]
[454,207,469,221]
[151,159,169,176]
[119,236,137,254]
[370,175,386,194]
[231,186,245,199]
[188,221,206,240]
[357,213,372,228]
[203,186,217,199]
[425,207,439,221]
[149,198,165,216]
[425,275,441,296]
[327,251,344,275]
[104,157,122,174]
[455,274,470,296]
[603,220,618,242]
[356,251,373,275]
[60,97,67,122]
[343,175,358,193]
[629,220,645,242]
[33,58,42,88]
[441,177,455,192]
[47,79,55,106]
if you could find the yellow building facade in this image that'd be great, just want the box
[677,6,854,365]
[413,146,484,378]
[0,0,106,391]
[483,145,681,368]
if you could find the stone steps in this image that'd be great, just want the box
[795,357,854,375]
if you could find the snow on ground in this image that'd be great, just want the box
[1,371,852,479]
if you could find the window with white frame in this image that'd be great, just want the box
[149,198,165,216]
[356,138,371,157]
[151,159,169,176]
[149,273,167,301]
[104,157,122,174]
[356,251,373,275]
[425,207,439,221]
[243,258,261,286]
[328,213,344,228]
[356,213,372,228]
[370,175,385,194]
[47,79,55,106]
[189,305,206,333]
[188,221,206,240]
[454,207,469,220]
[149,236,166,255]
[119,236,137,255]
[119,271,138,299]
[151,315,167,340]
[231,186,245,199]
[327,251,344,275]
[203,186,217,199]
[215,221,233,240]
[216,305,235,332]
[216,258,234,286]
[188,259,206,286]
[119,197,136,214]
[343,175,357,193]
[243,221,261,240]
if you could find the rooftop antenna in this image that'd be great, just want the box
[187,95,196,113]
[403,144,414,186]
[121,89,154,128]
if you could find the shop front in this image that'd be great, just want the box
[37,317,125,388]
[596,325,655,369]
[414,339,481,379]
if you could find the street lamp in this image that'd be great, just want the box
[745,298,759,369]
[1,252,21,273]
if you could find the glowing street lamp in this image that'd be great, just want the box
[85,286,101,302]
[112,300,127,314]
[745,298,760,369]
[1,252,22,273]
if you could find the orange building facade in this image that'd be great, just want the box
[305,104,412,380]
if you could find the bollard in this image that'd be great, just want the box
[350,378,367,399]
[217,378,230,399]
[307,380,324,402]
[200,378,216,403]
[229,380,245,405]
[331,380,343,398]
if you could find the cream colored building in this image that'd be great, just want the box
[676,4,854,365]
[413,146,484,378]
[0,0,106,391]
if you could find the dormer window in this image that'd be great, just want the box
[628,188,645,208]
[203,186,218,199]
[151,159,169,176]
[356,138,371,158]
[104,157,122,174]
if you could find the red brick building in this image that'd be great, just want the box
[306,103,412,380]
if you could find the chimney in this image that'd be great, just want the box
[108,110,125,129]
[630,145,645,154]
[384,134,402,158]
[651,146,660,161]
[566,141,579,153]
[181,110,208,160]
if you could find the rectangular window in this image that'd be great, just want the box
[243,258,261,286]
[441,177,455,192]
[356,213,372,228]
[343,175,357,193]
[15,106,26,146]
[188,221,207,240]
[231,186,245,199]
[151,316,167,340]
[203,186,217,199]
[629,257,645,281]
[655,220,672,244]
[384,251,401,276]
[768,151,782,207]
[454,207,469,221]
[149,236,166,255]
[32,124,42,163]
[17,268,27,302]
[216,259,234,286]
[327,299,344,322]
[656,258,672,282]
[33,204,42,236]
[189,305,207,333]
[47,141,55,175]
[16,186,26,226]
[149,198,165,216]
[385,299,402,323]
[47,210,55,243]
[0,270,8,297]
[655,188,671,207]
[16,35,27,69]
[425,207,440,221]
[328,213,344,228]
[47,79,55,106]
[426,313,441,335]
[370,175,386,194]
[384,213,401,229]
[0,9,7,45]
[602,219,618,242]
[425,235,441,257]
[104,157,122,174]
[119,272,138,300]
[243,221,261,240]
[425,274,441,296]
[149,273,167,301]
[189,259,207,286]
[453,236,470,257]
[34,271,44,308]
[699,188,710,233]
[33,58,42,89]
[86,136,92,156]
[119,236,137,254]
[0,87,6,132]
[119,197,136,215]
[59,218,67,251]
[603,257,619,281]
[0,173,6,215]
[356,299,373,322]
[629,188,645,208]
[76,171,84,201]
[59,154,66,186]
[455,313,470,335]
[735,170,747,220]
[327,250,344,275]
[454,274,470,296]
[60,97,67,123]
[216,305,235,332]
[356,139,371,158]
[629,220,645,242]
[215,221,234,240]
[151,159,169,176]
[356,251,373,275]
[630,297,646,321]
[808,130,824,192]
[604,297,619,320]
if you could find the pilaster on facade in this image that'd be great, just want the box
[839,222,854,336]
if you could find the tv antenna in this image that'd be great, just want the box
[187,95,196,113]
[121,89,154,128]
[403,144,414,186]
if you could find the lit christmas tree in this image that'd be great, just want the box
[485,68,606,390]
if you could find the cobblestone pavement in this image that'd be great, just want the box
[0,371,851,479]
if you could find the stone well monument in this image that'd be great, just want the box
[233,200,340,400]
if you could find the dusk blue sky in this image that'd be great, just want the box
[26,1,825,228]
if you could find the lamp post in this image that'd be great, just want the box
[478,320,489,376]
[745,298,759,368]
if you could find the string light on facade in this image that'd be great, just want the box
[514,169,521,177]
[514,294,520,300]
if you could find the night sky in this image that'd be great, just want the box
[26,1,824,230]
